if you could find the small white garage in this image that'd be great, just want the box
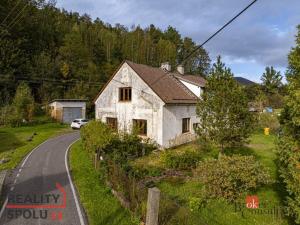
[49,99,87,123]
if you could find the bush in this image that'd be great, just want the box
[81,120,116,155]
[257,112,280,132]
[277,135,300,224]
[81,120,157,220]
[7,82,35,127]
[194,155,271,202]
[132,166,163,178]
[162,150,202,170]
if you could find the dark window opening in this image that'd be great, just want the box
[106,117,118,130]
[133,119,147,136]
[119,87,132,102]
[182,118,190,133]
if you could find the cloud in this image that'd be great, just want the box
[55,0,300,77]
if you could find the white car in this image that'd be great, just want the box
[71,119,89,129]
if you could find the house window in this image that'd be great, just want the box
[106,117,118,130]
[182,118,190,133]
[133,119,147,136]
[119,87,132,102]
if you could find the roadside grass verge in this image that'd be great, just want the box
[69,140,138,225]
[0,123,70,170]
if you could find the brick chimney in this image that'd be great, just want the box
[161,62,171,72]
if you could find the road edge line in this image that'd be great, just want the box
[65,139,86,225]
[0,137,50,219]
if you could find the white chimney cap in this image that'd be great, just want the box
[177,65,184,75]
[161,62,171,72]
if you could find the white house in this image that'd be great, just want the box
[94,60,206,148]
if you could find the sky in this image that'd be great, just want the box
[55,0,300,83]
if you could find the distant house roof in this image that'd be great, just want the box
[49,99,87,104]
[234,77,256,86]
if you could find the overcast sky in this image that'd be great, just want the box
[55,0,300,83]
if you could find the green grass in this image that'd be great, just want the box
[69,141,138,225]
[248,132,278,178]
[134,132,289,225]
[0,123,70,170]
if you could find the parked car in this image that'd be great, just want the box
[71,119,89,129]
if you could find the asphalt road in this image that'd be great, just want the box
[0,131,87,225]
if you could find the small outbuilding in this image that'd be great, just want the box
[49,99,87,123]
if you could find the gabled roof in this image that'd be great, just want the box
[94,60,205,104]
[173,74,206,87]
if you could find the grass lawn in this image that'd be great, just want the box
[69,140,138,225]
[133,131,289,225]
[0,123,70,170]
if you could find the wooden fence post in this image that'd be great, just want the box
[94,153,98,169]
[146,187,160,225]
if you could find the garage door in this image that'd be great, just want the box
[62,107,82,123]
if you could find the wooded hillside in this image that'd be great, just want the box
[0,0,210,110]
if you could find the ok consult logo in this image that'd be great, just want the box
[6,183,66,221]
[235,195,283,219]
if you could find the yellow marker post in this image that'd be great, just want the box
[264,128,270,136]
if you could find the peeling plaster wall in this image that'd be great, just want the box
[162,105,199,148]
[95,63,165,146]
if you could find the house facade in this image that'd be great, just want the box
[94,60,205,148]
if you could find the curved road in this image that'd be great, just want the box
[0,132,87,225]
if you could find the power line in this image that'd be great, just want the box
[0,0,22,26]
[0,77,104,86]
[5,2,29,29]
[145,0,258,90]
[180,0,258,65]
[0,1,29,39]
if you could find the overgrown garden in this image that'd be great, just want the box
[78,56,291,225]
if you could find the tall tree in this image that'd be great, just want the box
[261,66,283,94]
[179,37,211,76]
[9,82,35,126]
[196,56,254,155]
[277,25,300,224]
[0,0,211,115]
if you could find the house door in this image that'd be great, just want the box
[62,107,82,123]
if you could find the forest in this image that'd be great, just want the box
[0,0,210,112]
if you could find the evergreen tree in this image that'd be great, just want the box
[277,25,300,224]
[196,56,254,155]
[261,66,283,94]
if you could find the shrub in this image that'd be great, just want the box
[81,120,157,219]
[194,155,271,202]
[130,165,163,179]
[81,120,116,155]
[8,82,35,127]
[257,112,280,132]
[162,150,202,170]
[277,135,300,224]
[109,132,156,161]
